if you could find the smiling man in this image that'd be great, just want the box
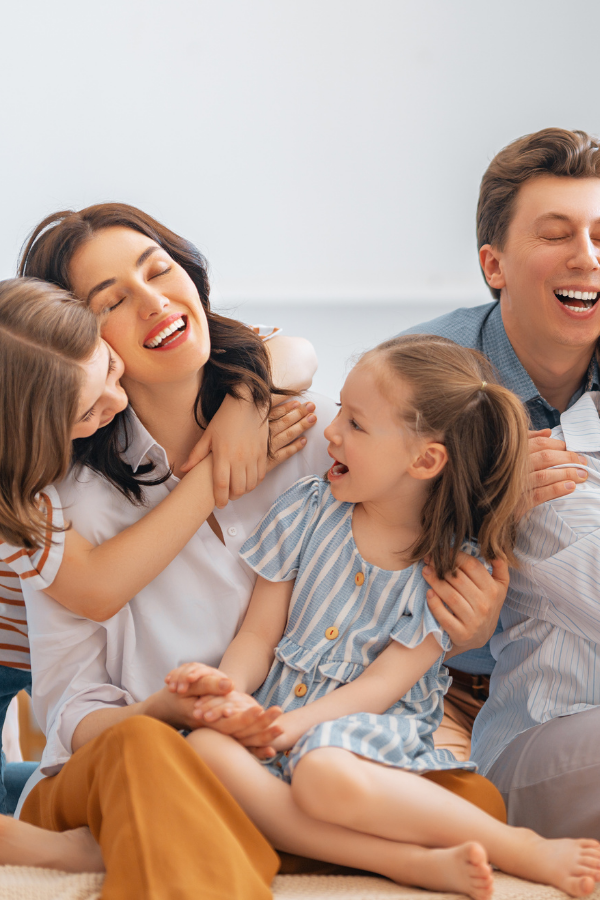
[403,128,600,837]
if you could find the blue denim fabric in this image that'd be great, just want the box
[0,666,32,815]
[5,762,38,815]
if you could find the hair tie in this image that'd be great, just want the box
[481,381,487,389]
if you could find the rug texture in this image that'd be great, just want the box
[0,867,599,899]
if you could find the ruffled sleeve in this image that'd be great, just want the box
[390,564,451,653]
[240,475,329,581]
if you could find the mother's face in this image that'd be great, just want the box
[68,226,211,388]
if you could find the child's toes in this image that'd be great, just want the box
[564,874,596,898]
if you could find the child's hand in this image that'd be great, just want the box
[180,391,269,508]
[194,691,284,758]
[266,400,317,472]
[165,662,233,697]
[194,689,259,724]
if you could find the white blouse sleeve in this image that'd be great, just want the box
[23,587,133,776]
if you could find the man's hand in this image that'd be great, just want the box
[423,552,510,656]
[528,429,587,509]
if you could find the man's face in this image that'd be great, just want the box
[481,175,600,354]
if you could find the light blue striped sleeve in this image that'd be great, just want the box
[529,528,600,644]
[239,476,325,582]
[389,566,451,653]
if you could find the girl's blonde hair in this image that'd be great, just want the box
[0,278,99,549]
[366,334,530,577]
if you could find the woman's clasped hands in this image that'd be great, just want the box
[164,663,283,759]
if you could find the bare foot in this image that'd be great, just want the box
[501,831,600,898]
[395,841,494,900]
[0,816,104,873]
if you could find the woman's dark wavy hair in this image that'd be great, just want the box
[19,203,290,503]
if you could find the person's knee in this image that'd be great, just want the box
[106,715,176,751]
[292,749,369,822]
[186,727,229,762]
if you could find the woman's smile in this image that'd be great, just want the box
[143,314,189,351]
[68,226,211,387]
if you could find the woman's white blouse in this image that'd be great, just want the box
[23,393,336,777]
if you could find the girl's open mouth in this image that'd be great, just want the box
[144,315,188,350]
[328,461,349,479]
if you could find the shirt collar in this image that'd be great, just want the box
[481,302,600,409]
[118,407,170,474]
[480,304,540,404]
[557,390,600,453]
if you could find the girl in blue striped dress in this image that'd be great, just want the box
[170,336,600,900]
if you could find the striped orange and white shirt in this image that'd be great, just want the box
[0,486,64,670]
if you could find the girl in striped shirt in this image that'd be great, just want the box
[168,336,600,900]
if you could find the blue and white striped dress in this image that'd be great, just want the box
[240,475,476,783]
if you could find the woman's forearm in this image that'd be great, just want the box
[71,701,149,752]
[71,677,229,753]
[46,456,215,621]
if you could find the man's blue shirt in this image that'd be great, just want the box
[400,300,600,673]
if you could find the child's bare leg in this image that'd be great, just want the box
[292,748,600,898]
[0,816,103,872]
[186,729,493,900]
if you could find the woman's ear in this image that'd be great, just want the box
[479,244,506,292]
[409,442,448,481]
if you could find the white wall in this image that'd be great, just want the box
[1,0,599,309]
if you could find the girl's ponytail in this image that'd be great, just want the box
[368,335,530,577]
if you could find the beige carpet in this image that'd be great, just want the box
[0,868,599,900]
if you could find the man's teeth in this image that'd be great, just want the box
[555,289,598,311]
[144,317,185,348]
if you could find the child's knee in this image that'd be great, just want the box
[186,727,224,754]
[292,749,368,820]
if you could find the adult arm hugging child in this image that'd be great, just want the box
[168,335,600,900]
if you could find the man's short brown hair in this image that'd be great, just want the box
[477,128,600,299]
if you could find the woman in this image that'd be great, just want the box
[0,275,310,886]
[17,204,504,897]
